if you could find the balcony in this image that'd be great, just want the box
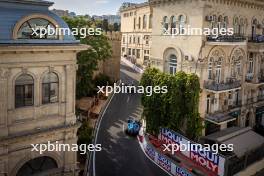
[245,73,264,85]
[207,35,246,42]
[204,79,241,92]
[205,109,240,124]
[248,35,264,43]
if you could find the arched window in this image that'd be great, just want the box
[17,18,58,39]
[239,18,244,35]
[233,17,239,35]
[179,15,186,34]
[252,18,258,39]
[138,17,141,29]
[163,16,169,31]
[143,15,147,29]
[170,16,177,34]
[149,14,153,29]
[15,74,34,108]
[215,58,222,83]
[223,16,228,29]
[42,72,59,104]
[17,156,58,176]
[208,57,213,79]
[218,15,223,30]
[169,54,177,75]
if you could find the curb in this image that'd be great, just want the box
[121,57,144,74]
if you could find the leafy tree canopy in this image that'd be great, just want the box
[140,68,203,140]
[63,16,112,98]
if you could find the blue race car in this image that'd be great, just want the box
[126,119,141,136]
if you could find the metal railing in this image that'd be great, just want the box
[207,35,246,42]
[248,35,264,43]
[204,79,241,91]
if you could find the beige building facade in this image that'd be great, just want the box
[0,0,88,175]
[121,0,264,136]
[120,2,152,66]
[121,1,264,175]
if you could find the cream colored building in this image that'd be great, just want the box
[120,2,152,66]
[122,0,264,175]
[122,0,264,136]
[0,0,88,175]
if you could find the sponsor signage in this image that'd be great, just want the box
[157,153,171,172]
[145,144,155,160]
[159,128,225,176]
[143,137,193,176]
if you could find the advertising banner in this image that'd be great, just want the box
[142,136,193,176]
[158,128,226,176]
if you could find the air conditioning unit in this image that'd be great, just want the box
[205,15,213,22]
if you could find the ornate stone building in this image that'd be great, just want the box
[0,0,88,175]
[120,2,152,66]
[121,0,264,136]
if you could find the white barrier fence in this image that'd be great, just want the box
[139,134,194,176]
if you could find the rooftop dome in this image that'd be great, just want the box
[0,0,78,45]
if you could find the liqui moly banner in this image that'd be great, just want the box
[159,128,226,176]
[142,136,193,176]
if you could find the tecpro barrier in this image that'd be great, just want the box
[141,135,194,176]
[159,128,226,176]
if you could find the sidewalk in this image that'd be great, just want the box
[121,57,144,74]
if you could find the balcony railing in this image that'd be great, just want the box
[245,74,264,84]
[258,95,264,101]
[248,35,264,43]
[204,79,241,91]
[207,35,246,42]
[258,75,264,83]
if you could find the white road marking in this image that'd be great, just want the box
[92,91,117,176]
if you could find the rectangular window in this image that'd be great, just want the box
[123,37,125,44]
[136,49,140,58]
[132,49,135,56]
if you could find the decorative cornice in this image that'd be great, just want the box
[149,0,264,10]
[0,68,11,79]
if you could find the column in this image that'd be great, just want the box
[0,68,10,137]
[65,65,76,124]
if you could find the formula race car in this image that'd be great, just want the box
[125,119,141,136]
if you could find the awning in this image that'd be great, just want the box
[204,127,264,158]
[205,110,240,124]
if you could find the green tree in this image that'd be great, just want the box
[113,23,120,31]
[63,16,112,98]
[140,68,203,140]
[102,19,109,32]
